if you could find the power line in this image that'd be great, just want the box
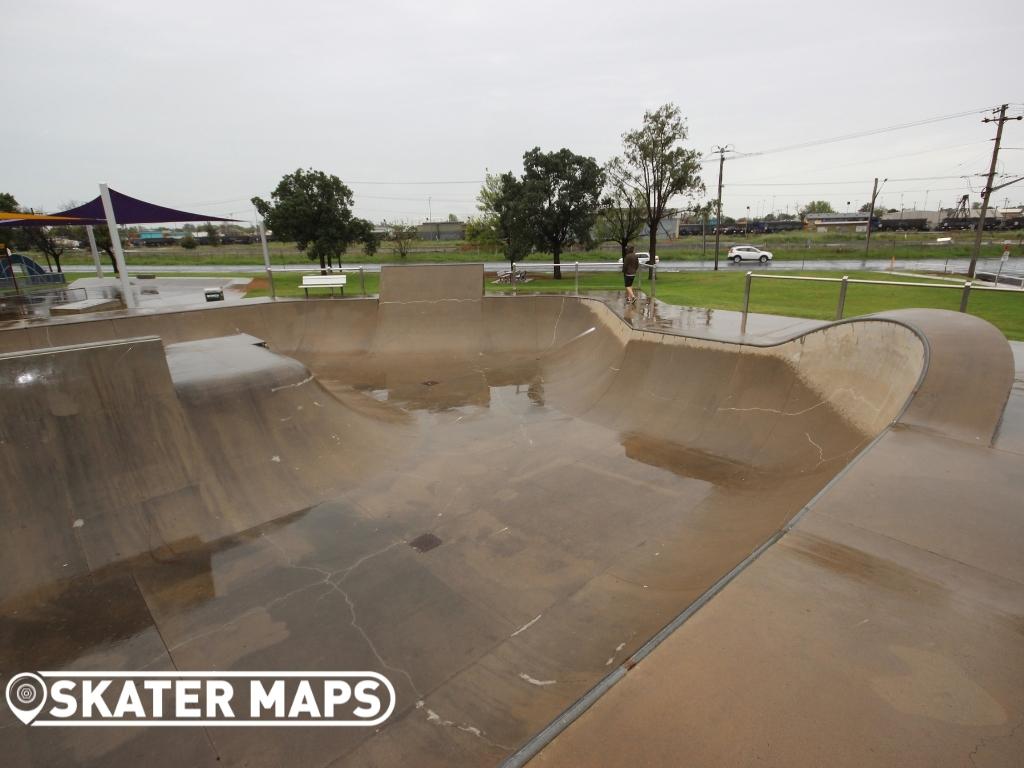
[726,175,987,187]
[731,107,989,161]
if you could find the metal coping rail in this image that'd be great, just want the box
[740,271,1021,335]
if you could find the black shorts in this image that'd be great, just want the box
[624,274,636,287]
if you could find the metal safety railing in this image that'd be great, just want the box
[505,260,657,299]
[739,271,1021,334]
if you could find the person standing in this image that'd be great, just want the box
[623,246,639,304]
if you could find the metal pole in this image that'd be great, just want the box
[3,247,19,294]
[98,183,134,308]
[651,262,656,301]
[258,222,275,300]
[959,281,972,313]
[740,271,752,335]
[85,225,102,278]
[836,275,849,320]
[510,261,515,293]
[574,261,579,296]
[360,266,365,296]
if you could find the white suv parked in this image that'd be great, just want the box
[728,245,773,263]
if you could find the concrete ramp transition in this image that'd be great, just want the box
[0,268,1018,767]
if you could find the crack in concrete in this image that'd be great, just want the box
[416,700,512,751]
[271,374,314,393]
[968,714,1024,766]
[548,297,567,349]
[717,386,882,418]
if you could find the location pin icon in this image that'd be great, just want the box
[6,673,48,725]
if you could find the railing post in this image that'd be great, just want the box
[360,266,365,296]
[741,271,752,335]
[510,261,516,293]
[574,261,579,295]
[960,281,972,313]
[651,262,657,300]
[836,275,849,320]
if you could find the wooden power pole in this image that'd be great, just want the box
[864,177,882,258]
[712,146,730,272]
[969,104,1011,277]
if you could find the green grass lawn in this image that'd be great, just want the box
[153,264,1023,341]
[488,269,1024,341]
[243,271,380,298]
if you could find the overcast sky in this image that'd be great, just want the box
[4,0,1022,223]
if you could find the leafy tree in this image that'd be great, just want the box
[597,157,646,260]
[621,104,704,261]
[0,193,21,252]
[518,147,604,278]
[477,172,532,263]
[801,200,835,216]
[350,218,379,256]
[19,225,64,272]
[252,168,360,273]
[389,224,419,259]
[181,234,198,249]
[465,215,501,251]
[56,218,122,273]
[202,222,221,246]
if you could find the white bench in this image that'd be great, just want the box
[301,274,347,298]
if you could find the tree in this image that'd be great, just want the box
[252,168,360,273]
[597,157,646,260]
[477,171,532,263]
[349,218,379,256]
[181,234,198,249]
[518,147,604,279]
[202,222,221,246]
[801,200,835,216]
[688,199,717,256]
[0,193,20,252]
[389,224,419,259]
[621,104,704,262]
[465,215,501,251]
[19,225,64,272]
[56,220,122,274]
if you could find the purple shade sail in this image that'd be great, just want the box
[0,188,240,228]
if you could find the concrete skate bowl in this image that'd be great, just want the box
[0,265,1012,767]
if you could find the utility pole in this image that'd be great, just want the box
[969,104,1021,277]
[865,177,883,257]
[712,145,732,271]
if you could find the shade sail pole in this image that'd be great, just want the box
[258,222,276,300]
[85,225,102,278]
[98,184,134,308]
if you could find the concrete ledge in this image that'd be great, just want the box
[49,298,124,315]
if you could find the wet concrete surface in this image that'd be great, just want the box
[533,312,1024,768]
[0,270,1016,767]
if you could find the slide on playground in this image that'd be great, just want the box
[1,252,66,284]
